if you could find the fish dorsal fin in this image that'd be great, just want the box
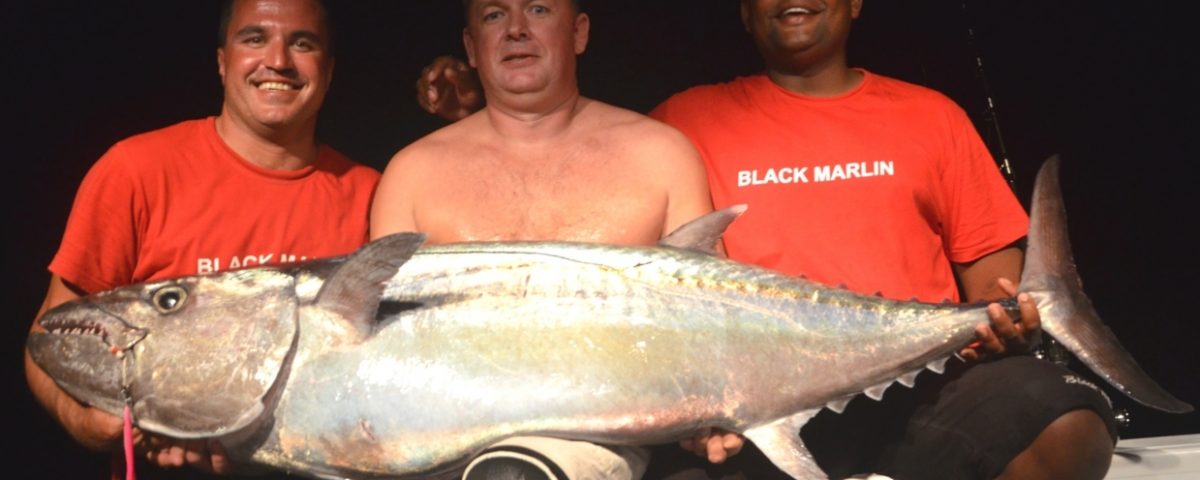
[743,409,828,479]
[658,205,747,255]
[316,233,426,338]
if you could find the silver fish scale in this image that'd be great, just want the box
[256,242,988,477]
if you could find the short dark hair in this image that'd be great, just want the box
[217,0,335,54]
[461,0,584,16]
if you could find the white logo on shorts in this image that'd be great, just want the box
[1063,374,1113,408]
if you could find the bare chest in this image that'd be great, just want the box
[414,150,666,245]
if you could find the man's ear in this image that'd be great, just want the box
[573,13,590,55]
[740,1,751,33]
[325,56,335,87]
[463,28,478,68]
[217,48,227,82]
[851,0,864,19]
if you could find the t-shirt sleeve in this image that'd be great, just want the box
[48,145,145,293]
[938,104,1030,264]
[648,100,671,123]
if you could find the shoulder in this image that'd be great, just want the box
[96,118,212,176]
[316,145,381,183]
[80,119,208,185]
[376,121,473,193]
[577,100,706,179]
[654,76,759,117]
[111,118,211,156]
[382,129,458,178]
[865,71,967,114]
[583,99,698,156]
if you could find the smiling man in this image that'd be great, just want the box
[370,1,714,479]
[645,1,1118,479]
[25,0,378,475]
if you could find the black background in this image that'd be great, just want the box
[5,1,1197,477]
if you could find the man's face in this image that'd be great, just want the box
[217,0,333,132]
[463,0,589,99]
[741,0,862,71]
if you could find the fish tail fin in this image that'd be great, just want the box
[1020,156,1192,413]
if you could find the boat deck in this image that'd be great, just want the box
[1106,434,1200,479]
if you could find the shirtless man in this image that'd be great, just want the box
[371,1,714,479]
[372,0,710,247]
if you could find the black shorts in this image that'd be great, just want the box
[643,355,1118,480]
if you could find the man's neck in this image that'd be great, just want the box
[482,89,585,145]
[214,114,318,171]
[765,55,863,98]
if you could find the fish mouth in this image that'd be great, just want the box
[37,301,147,354]
[29,302,145,416]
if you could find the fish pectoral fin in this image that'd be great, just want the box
[316,233,427,340]
[743,409,828,480]
[659,205,747,255]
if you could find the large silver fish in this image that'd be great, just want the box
[27,158,1192,479]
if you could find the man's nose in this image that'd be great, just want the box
[264,39,294,70]
[505,13,530,39]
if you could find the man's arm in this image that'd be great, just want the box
[953,245,1041,361]
[370,150,422,240]
[652,124,717,238]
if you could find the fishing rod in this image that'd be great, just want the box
[960,1,1016,188]
[957,0,1134,430]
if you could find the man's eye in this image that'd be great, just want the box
[483,10,503,22]
[292,39,314,52]
[530,5,549,14]
[243,36,265,45]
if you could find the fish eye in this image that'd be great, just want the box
[151,286,188,314]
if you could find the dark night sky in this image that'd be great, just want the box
[5,1,1197,478]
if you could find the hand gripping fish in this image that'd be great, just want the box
[27,158,1192,479]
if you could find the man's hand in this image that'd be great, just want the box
[60,402,125,451]
[959,278,1042,361]
[680,428,745,464]
[415,55,482,122]
[143,435,232,474]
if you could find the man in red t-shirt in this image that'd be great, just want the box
[416,1,1116,479]
[25,0,378,476]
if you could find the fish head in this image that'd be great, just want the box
[28,268,299,438]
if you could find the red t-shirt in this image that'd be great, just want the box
[50,117,380,293]
[651,71,1028,302]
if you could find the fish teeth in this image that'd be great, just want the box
[864,381,891,401]
[897,370,921,388]
[925,358,948,374]
[826,396,853,414]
